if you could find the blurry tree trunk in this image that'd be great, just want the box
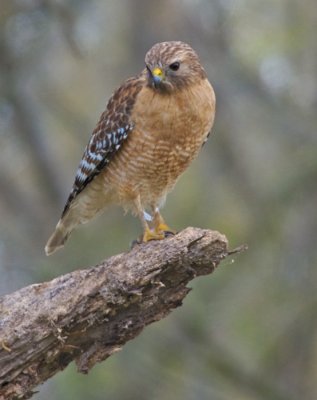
[0,228,235,400]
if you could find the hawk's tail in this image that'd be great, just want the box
[45,218,73,256]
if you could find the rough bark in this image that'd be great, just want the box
[0,227,239,400]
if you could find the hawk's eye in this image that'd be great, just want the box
[169,62,180,71]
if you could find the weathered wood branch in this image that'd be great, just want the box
[0,227,236,400]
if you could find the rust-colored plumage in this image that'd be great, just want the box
[45,41,216,255]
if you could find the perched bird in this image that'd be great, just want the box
[45,41,216,256]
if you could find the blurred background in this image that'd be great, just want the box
[0,0,316,399]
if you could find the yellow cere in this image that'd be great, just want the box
[152,67,164,78]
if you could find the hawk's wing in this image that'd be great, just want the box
[62,77,144,216]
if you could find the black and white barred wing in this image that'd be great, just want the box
[62,77,143,216]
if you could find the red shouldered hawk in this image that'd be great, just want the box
[45,41,216,255]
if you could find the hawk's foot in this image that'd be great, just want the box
[142,226,165,242]
[155,222,176,236]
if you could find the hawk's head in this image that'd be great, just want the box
[144,41,206,92]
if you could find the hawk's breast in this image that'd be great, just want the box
[102,77,216,206]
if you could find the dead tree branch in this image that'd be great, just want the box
[0,227,235,400]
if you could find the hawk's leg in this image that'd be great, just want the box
[152,207,176,237]
[134,197,165,242]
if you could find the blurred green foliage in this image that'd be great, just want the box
[0,0,316,399]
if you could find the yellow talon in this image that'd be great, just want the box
[155,222,176,235]
[142,226,165,242]
[153,211,176,235]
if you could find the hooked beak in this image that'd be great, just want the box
[147,65,164,87]
[152,67,164,83]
